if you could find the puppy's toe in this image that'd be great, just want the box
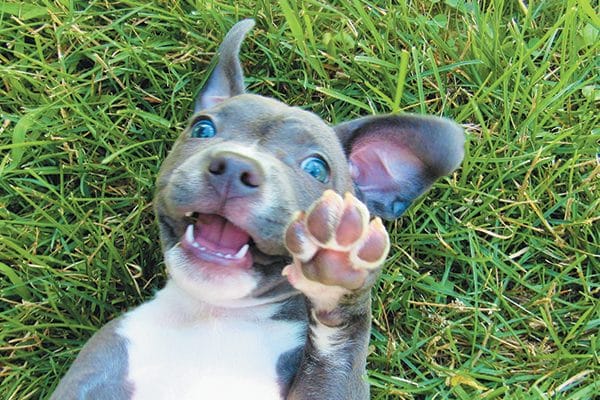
[305,190,344,246]
[334,193,370,248]
[350,217,390,270]
[284,211,318,262]
[305,190,371,251]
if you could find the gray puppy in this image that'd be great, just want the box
[51,20,464,400]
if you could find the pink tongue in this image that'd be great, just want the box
[196,214,249,252]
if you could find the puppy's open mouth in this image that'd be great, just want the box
[181,213,252,269]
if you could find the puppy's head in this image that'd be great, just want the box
[154,20,464,306]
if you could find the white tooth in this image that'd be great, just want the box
[233,244,249,259]
[184,211,193,217]
[216,252,224,257]
[199,246,206,251]
[185,225,194,244]
[224,254,232,259]
[192,242,200,248]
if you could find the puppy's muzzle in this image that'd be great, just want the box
[207,151,264,199]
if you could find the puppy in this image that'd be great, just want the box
[51,19,464,400]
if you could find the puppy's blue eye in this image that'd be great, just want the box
[191,119,216,138]
[301,156,329,183]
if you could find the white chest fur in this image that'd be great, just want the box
[118,283,305,400]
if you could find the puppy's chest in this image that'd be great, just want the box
[118,304,305,400]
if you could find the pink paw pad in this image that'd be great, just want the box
[283,190,390,293]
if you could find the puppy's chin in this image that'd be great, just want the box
[164,246,259,306]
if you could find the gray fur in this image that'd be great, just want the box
[276,346,304,396]
[249,258,298,300]
[287,307,372,400]
[50,319,132,400]
[271,295,308,323]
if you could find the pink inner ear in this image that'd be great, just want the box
[349,137,424,192]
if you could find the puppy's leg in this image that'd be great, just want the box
[283,190,389,400]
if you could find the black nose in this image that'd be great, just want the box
[207,153,264,197]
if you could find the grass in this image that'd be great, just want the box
[0,0,598,398]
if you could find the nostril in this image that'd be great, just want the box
[240,171,261,188]
[208,158,226,175]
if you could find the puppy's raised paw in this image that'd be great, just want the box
[283,191,390,313]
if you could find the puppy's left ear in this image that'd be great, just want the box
[194,19,255,112]
[335,114,465,220]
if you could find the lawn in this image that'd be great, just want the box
[0,0,598,399]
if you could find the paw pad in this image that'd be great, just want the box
[283,190,390,293]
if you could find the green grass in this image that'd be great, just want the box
[1,0,598,399]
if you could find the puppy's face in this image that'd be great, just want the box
[152,20,464,306]
[154,95,353,305]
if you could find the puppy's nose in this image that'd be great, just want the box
[207,153,264,197]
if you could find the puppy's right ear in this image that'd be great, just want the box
[194,19,255,112]
[334,114,465,220]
